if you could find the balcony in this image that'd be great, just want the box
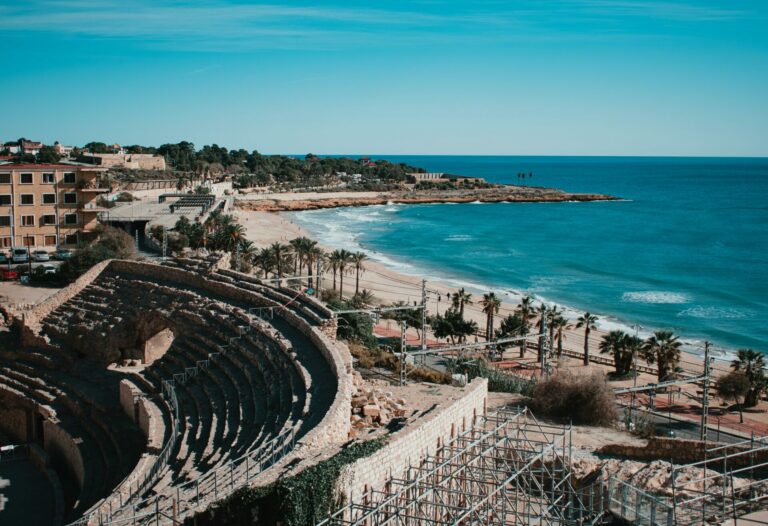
[79,203,109,213]
[77,179,110,193]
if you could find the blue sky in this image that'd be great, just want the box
[1,1,767,156]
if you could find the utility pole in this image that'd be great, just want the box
[162,227,168,260]
[400,321,408,386]
[539,314,547,377]
[135,229,139,251]
[701,341,711,442]
[420,279,427,352]
[629,324,640,431]
[315,257,322,298]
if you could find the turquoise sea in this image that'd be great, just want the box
[288,156,768,356]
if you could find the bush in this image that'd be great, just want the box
[60,226,137,280]
[531,371,618,426]
[447,358,536,395]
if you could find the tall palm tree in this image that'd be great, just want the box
[254,247,274,278]
[337,249,353,299]
[575,312,598,366]
[731,348,766,407]
[328,249,342,291]
[515,296,534,358]
[547,305,562,347]
[642,330,682,383]
[552,315,571,358]
[535,304,550,361]
[306,245,323,289]
[480,292,501,342]
[451,288,473,320]
[269,242,292,280]
[351,252,368,295]
[289,237,305,274]
[216,222,245,253]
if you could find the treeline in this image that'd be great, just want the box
[118,141,425,186]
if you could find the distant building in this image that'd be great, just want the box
[0,164,109,248]
[0,143,20,154]
[21,141,43,155]
[53,141,74,157]
[407,172,448,183]
[446,175,486,185]
[79,153,166,170]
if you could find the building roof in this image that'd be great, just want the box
[0,164,106,171]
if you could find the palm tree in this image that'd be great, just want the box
[451,288,473,320]
[515,296,534,358]
[328,250,342,291]
[552,315,571,358]
[351,252,368,295]
[337,249,353,299]
[731,349,766,407]
[306,245,323,289]
[254,247,274,278]
[642,330,682,383]
[547,306,562,347]
[480,292,501,342]
[216,222,245,253]
[535,303,550,361]
[599,330,633,376]
[575,312,598,366]
[269,242,292,280]
[289,237,305,274]
[351,289,376,308]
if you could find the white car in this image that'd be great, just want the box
[32,250,51,262]
[39,264,57,275]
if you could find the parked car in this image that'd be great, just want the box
[1,268,19,281]
[38,264,57,275]
[32,250,51,262]
[0,252,8,265]
[11,247,29,263]
[54,249,73,260]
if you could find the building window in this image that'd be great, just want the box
[21,215,35,227]
[63,192,77,204]
[63,172,76,184]
[23,236,35,247]
[20,173,33,184]
[65,233,78,245]
[0,195,11,206]
[42,173,55,184]
[0,216,10,227]
[20,194,34,205]
[41,215,56,226]
[0,173,10,184]
[42,193,56,204]
[45,235,57,246]
[1,237,11,248]
[64,213,78,225]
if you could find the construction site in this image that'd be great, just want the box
[0,253,767,526]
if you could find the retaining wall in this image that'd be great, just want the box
[338,378,488,503]
[598,437,768,468]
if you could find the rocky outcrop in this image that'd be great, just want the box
[236,187,618,212]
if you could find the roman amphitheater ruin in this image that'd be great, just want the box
[1,256,768,525]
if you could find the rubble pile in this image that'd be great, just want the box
[349,372,407,438]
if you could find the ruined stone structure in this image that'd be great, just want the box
[0,259,352,524]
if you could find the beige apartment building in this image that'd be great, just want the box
[0,164,109,249]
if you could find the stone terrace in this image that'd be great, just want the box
[0,259,352,525]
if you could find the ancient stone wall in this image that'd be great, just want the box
[598,437,768,468]
[338,378,488,503]
[43,420,85,491]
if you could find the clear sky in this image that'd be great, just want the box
[1,1,767,156]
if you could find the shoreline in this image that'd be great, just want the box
[235,186,618,212]
[235,208,735,386]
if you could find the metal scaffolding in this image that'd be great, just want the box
[318,408,605,526]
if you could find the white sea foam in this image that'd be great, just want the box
[445,234,473,242]
[677,306,750,320]
[622,291,691,304]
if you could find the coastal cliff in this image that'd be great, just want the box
[235,186,618,212]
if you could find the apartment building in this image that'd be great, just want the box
[0,164,109,249]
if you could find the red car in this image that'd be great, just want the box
[1,268,19,281]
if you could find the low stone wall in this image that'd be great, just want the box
[338,378,488,504]
[598,437,768,468]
